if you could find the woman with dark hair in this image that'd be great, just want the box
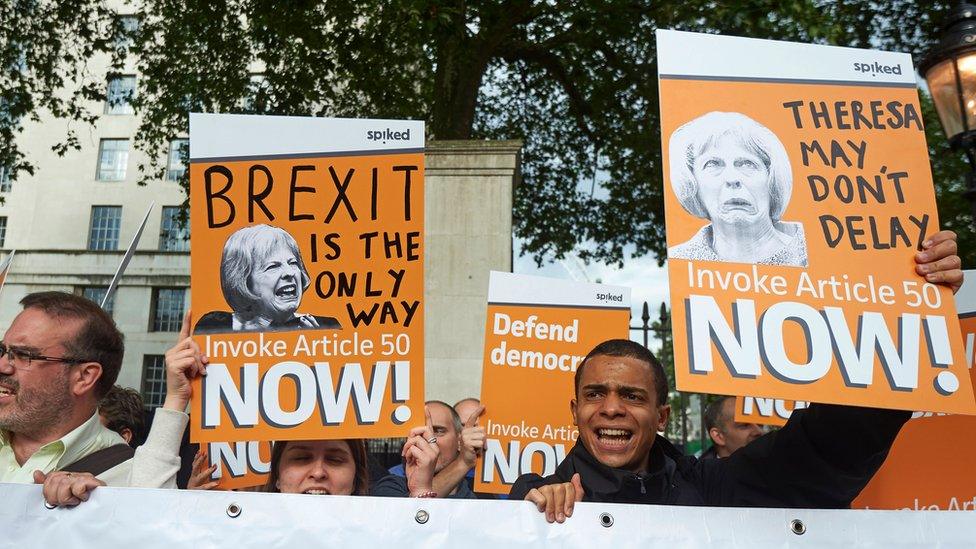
[195,224,341,333]
[263,413,442,497]
[263,439,370,495]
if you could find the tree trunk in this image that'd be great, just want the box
[428,3,490,139]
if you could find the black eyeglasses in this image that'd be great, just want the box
[0,342,91,368]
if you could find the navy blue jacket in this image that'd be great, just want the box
[510,404,910,508]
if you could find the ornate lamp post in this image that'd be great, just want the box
[919,2,976,223]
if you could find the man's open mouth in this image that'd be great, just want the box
[596,428,634,447]
[721,197,755,212]
[303,488,330,495]
[275,284,298,298]
[0,385,16,398]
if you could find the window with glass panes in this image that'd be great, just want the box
[0,217,6,248]
[0,165,10,192]
[159,206,189,251]
[96,139,129,181]
[141,355,167,409]
[88,206,121,250]
[105,76,136,115]
[81,286,115,317]
[151,288,186,331]
[166,139,188,181]
[114,15,140,49]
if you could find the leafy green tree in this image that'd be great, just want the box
[3,1,972,266]
[0,1,122,179]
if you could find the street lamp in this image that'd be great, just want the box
[919,2,976,222]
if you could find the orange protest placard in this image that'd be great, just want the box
[852,280,976,510]
[475,272,630,495]
[734,396,808,427]
[188,114,425,443]
[657,30,976,414]
[207,440,272,491]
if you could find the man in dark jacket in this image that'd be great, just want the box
[510,339,911,522]
[511,231,966,522]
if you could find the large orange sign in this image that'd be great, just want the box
[188,114,425,443]
[207,440,272,490]
[853,280,976,510]
[730,275,976,510]
[657,30,975,414]
[475,272,630,494]
[734,396,808,426]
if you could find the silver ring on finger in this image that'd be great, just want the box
[427,437,437,444]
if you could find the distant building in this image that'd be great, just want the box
[1,7,518,406]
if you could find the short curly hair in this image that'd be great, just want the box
[669,111,793,222]
[99,385,145,445]
[574,339,669,407]
[219,224,311,319]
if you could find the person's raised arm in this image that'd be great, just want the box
[127,311,209,488]
[703,235,964,508]
[163,312,209,412]
[403,407,440,498]
[430,404,485,496]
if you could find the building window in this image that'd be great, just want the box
[0,165,10,192]
[166,139,188,182]
[96,139,129,181]
[105,75,136,115]
[159,206,190,251]
[113,15,140,49]
[141,355,166,409]
[89,206,122,250]
[81,286,115,317]
[151,288,186,332]
[0,217,7,248]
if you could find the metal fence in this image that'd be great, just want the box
[367,437,407,470]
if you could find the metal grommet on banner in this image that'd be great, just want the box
[226,503,242,518]
[599,512,614,528]
[790,519,806,535]
[415,509,429,524]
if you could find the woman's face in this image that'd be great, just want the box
[249,244,303,321]
[275,440,357,495]
[693,137,771,226]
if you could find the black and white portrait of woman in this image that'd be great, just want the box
[195,224,341,334]
[667,111,808,267]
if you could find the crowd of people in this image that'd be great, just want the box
[0,230,964,522]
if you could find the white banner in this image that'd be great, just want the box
[5,484,974,548]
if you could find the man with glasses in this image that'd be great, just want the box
[0,292,184,501]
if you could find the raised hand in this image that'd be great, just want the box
[915,230,963,294]
[187,449,219,490]
[403,406,440,497]
[163,310,209,412]
[458,405,486,467]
